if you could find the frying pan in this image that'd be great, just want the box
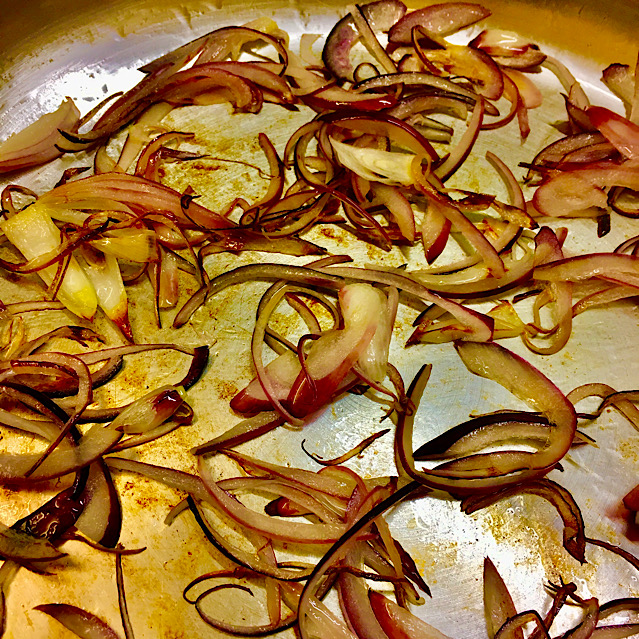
[1,0,639,637]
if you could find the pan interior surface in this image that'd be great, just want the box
[0,1,638,637]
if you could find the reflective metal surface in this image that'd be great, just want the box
[1,0,638,637]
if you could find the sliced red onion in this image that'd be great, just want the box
[587,106,639,160]
[601,63,636,115]
[194,586,296,636]
[349,4,398,76]
[39,173,232,230]
[369,590,452,639]
[420,198,452,263]
[504,69,542,109]
[542,56,589,110]
[0,524,66,563]
[116,553,135,639]
[220,449,358,500]
[413,411,552,461]
[192,413,284,455]
[356,72,487,106]
[322,0,407,82]
[140,24,289,75]
[463,478,586,563]
[106,457,209,501]
[522,227,573,355]
[388,3,491,43]
[470,29,546,69]
[0,99,81,174]
[174,263,345,328]
[297,481,420,639]
[198,457,348,544]
[303,595,359,639]
[532,164,639,218]
[534,253,639,287]
[74,461,121,548]
[434,95,484,180]
[34,603,121,639]
[486,151,526,210]
[418,45,504,101]
[396,341,576,492]
[188,499,314,582]
[416,185,505,276]
[339,565,389,639]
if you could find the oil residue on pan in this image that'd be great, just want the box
[0,0,639,637]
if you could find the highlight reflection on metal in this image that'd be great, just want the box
[0,0,638,637]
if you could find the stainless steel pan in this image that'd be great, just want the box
[1,1,639,637]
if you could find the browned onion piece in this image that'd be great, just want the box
[0,523,68,566]
[485,155,525,213]
[572,284,639,316]
[199,457,349,543]
[587,106,639,160]
[199,229,326,260]
[532,164,639,218]
[0,381,191,485]
[193,580,297,636]
[339,562,390,639]
[417,182,505,277]
[470,29,547,70]
[420,45,504,101]
[567,383,639,429]
[522,227,573,355]
[134,130,197,180]
[525,132,614,181]
[106,457,209,502]
[322,110,439,161]
[61,58,270,147]
[368,589,451,638]
[608,185,639,218]
[220,449,357,500]
[601,63,636,116]
[420,197,452,263]
[435,96,485,180]
[356,72,490,109]
[349,4,398,77]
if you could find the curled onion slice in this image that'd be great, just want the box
[0,99,81,174]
